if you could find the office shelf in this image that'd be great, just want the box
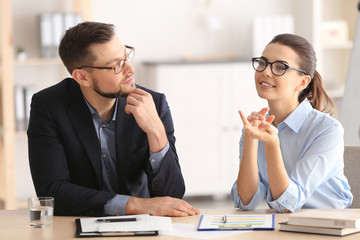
[14,58,63,66]
[0,0,91,210]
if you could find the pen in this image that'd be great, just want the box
[222,215,227,224]
[96,217,138,223]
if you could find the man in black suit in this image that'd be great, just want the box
[27,21,199,217]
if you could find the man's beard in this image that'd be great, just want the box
[93,77,135,98]
[94,87,127,98]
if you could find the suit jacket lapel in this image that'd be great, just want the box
[67,84,103,187]
[115,97,129,193]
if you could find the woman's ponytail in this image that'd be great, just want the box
[269,34,334,115]
[298,71,334,115]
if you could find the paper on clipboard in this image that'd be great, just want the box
[197,214,275,231]
[79,214,172,233]
[98,215,172,232]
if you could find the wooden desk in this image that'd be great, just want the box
[1,208,360,239]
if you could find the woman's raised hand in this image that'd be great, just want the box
[238,108,277,144]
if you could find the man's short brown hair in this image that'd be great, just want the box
[59,21,115,74]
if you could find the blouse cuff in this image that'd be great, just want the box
[267,179,300,212]
[231,181,266,210]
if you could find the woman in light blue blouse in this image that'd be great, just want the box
[231,33,353,213]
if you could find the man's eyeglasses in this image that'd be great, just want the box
[78,45,135,74]
[252,57,307,76]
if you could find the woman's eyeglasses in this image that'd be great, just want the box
[252,57,307,76]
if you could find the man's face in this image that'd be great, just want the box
[88,36,136,98]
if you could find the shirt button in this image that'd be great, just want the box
[151,159,156,164]
[103,154,107,158]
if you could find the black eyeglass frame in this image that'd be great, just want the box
[251,57,307,76]
[77,45,135,74]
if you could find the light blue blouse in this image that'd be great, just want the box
[231,99,353,212]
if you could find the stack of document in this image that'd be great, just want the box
[75,214,172,237]
[279,210,360,236]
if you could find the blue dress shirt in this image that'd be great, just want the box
[84,97,169,215]
[231,99,353,212]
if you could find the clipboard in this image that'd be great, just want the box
[75,219,158,238]
[74,214,171,238]
[197,214,275,231]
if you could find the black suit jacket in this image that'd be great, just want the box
[27,78,185,216]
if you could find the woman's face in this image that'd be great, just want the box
[254,43,308,105]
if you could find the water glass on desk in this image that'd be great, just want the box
[28,197,54,228]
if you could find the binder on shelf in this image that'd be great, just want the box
[39,12,83,58]
[64,13,82,31]
[52,13,63,57]
[24,86,36,126]
[39,13,53,58]
[14,85,36,132]
[14,86,26,131]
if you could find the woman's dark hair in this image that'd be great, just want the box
[268,33,334,115]
[59,21,115,74]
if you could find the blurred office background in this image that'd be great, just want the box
[1,0,358,209]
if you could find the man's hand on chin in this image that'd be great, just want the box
[125,88,168,152]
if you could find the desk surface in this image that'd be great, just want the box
[1,208,360,240]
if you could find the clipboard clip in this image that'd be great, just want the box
[219,224,253,230]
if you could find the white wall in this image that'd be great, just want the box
[341,11,360,145]
[92,0,293,82]
[11,0,295,84]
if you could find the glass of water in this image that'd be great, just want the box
[28,197,54,228]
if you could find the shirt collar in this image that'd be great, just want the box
[281,99,312,133]
[83,96,118,122]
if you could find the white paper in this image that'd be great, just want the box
[160,223,240,239]
[80,214,172,233]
